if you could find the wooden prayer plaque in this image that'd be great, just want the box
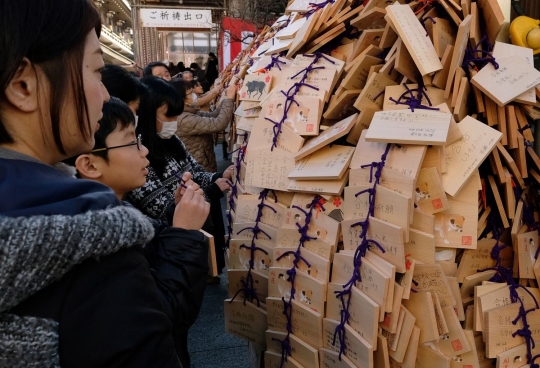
[264,95,323,137]
[471,55,540,107]
[444,15,472,99]
[441,116,502,197]
[344,185,411,242]
[288,145,355,180]
[365,110,451,146]
[485,303,540,358]
[322,318,374,368]
[387,305,416,363]
[224,299,268,349]
[326,282,380,348]
[492,41,536,105]
[416,167,451,214]
[245,148,296,192]
[239,74,272,102]
[265,330,319,367]
[353,72,398,111]
[266,297,323,348]
[287,174,349,196]
[385,4,443,75]
[350,131,427,181]
[319,348,356,368]
[295,113,357,160]
[413,263,456,307]
[342,216,406,273]
[402,291,439,343]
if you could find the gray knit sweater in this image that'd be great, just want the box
[0,149,156,367]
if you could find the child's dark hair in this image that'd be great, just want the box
[91,97,135,162]
[101,65,146,107]
[137,76,186,177]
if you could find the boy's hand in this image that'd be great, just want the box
[223,165,235,180]
[173,185,210,230]
[215,178,231,192]
[174,172,202,205]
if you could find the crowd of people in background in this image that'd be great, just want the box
[0,1,234,367]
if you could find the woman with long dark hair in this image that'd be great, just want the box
[0,1,182,366]
[125,77,233,285]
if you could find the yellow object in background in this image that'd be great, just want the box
[510,15,540,54]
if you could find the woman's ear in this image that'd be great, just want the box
[75,154,103,179]
[3,58,39,113]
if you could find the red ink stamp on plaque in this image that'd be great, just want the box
[462,236,472,246]
[306,124,314,132]
[432,198,443,210]
[451,339,463,351]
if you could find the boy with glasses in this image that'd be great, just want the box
[73,96,210,366]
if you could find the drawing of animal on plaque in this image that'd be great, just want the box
[434,213,465,245]
[282,103,311,134]
[239,74,272,102]
[298,261,319,278]
[415,181,431,204]
[277,273,292,299]
[256,254,272,273]
[238,245,251,269]
[299,288,313,305]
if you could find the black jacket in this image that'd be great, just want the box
[9,204,209,368]
[145,203,209,368]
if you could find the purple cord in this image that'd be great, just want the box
[388,80,440,112]
[274,196,326,366]
[332,144,391,359]
[478,213,540,364]
[462,35,499,71]
[228,189,273,306]
[267,53,329,151]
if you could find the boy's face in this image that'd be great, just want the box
[76,123,150,198]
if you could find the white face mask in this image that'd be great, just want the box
[134,114,139,129]
[157,117,177,139]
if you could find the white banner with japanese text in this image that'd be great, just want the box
[140,8,212,28]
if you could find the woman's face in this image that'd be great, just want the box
[155,103,179,132]
[62,31,109,156]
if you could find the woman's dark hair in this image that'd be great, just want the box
[190,80,201,89]
[138,76,185,177]
[190,63,200,70]
[101,64,146,106]
[168,79,188,102]
[90,97,135,162]
[142,61,170,77]
[0,0,102,154]
[208,52,216,59]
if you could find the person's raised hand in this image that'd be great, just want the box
[172,185,210,230]
[223,165,235,180]
[225,84,237,99]
[174,172,202,205]
[215,177,232,192]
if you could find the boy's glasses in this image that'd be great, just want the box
[90,134,142,153]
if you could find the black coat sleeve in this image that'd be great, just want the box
[149,227,209,330]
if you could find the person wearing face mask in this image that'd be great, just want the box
[126,76,233,280]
